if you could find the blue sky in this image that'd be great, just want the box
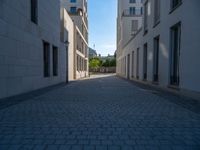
[88,0,117,56]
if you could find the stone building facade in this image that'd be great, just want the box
[0,0,67,99]
[116,0,200,93]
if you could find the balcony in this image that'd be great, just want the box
[122,9,142,17]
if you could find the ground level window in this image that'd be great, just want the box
[170,22,181,86]
[143,44,148,80]
[43,41,50,77]
[153,36,160,82]
[53,46,58,76]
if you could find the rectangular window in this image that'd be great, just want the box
[153,36,160,82]
[43,41,50,77]
[127,54,130,79]
[70,7,77,13]
[131,20,138,32]
[130,7,136,15]
[130,0,136,3]
[154,0,160,25]
[144,1,148,33]
[31,0,38,24]
[136,7,142,15]
[53,46,58,76]
[170,23,181,86]
[131,51,135,78]
[143,44,148,80]
[136,48,140,79]
[70,0,76,3]
[171,0,182,10]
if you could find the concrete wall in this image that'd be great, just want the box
[0,0,67,99]
[117,0,200,93]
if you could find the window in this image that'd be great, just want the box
[171,0,182,10]
[136,7,142,15]
[136,48,140,79]
[70,0,76,3]
[31,0,38,24]
[43,41,50,77]
[130,0,136,3]
[127,54,130,79]
[154,0,160,25]
[70,7,77,13]
[131,20,138,32]
[170,23,181,86]
[153,36,160,82]
[53,46,58,76]
[143,44,148,80]
[131,51,135,78]
[144,0,148,33]
[129,7,136,15]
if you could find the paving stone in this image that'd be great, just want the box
[0,75,200,149]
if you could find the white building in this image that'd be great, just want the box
[117,0,200,93]
[0,0,67,99]
[61,0,89,79]
[117,0,143,59]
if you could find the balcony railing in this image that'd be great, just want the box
[122,9,142,17]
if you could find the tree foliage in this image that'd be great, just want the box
[102,58,116,67]
[89,57,102,69]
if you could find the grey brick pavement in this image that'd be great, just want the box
[0,75,200,150]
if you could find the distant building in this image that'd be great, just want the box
[117,0,143,58]
[89,48,97,58]
[61,0,89,79]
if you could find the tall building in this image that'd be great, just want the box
[61,0,89,79]
[116,0,200,93]
[0,0,67,99]
[117,0,143,59]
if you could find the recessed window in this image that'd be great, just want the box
[129,7,136,15]
[53,46,58,76]
[70,7,77,13]
[153,36,160,82]
[154,0,160,25]
[131,20,139,32]
[144,0,148,33]
[130,0,136,3]
[136,48,140,79]
[31,0,38,24]
[170,23,181,86]
[143,43,148,80]
[70,0,76,3]
[171,0,182,10]
[131,51,135,78]
[43,41,50,77]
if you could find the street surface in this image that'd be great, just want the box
[0,74,200,150]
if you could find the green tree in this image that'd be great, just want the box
[89,57,102,69]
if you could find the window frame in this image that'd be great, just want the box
[53,46,58,77]
[31,0,38,24]
[43,41,50,78]
[170,0,182,14]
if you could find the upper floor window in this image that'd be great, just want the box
[136,7,142,15]
[144,0,148,33]
[171,0,182,10]
[129,7,136,15]
[131,20,139,32]
[154,0,160,25]
[70,7,77,13]
[70,0,76,3]
[130,0,136,3]
[31,0,38,24]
